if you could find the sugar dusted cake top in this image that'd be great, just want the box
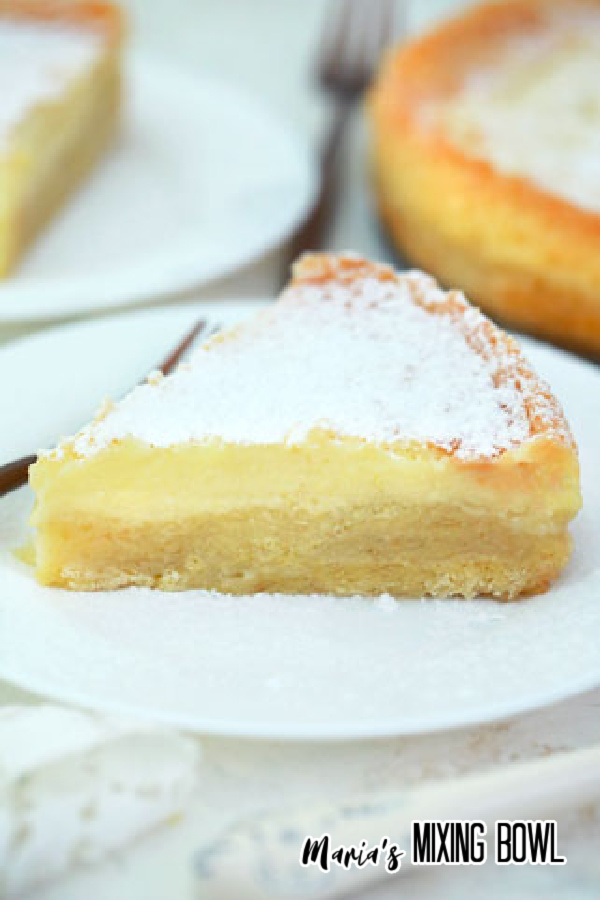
[438,5,600,213]
[61,253,572,462]
[0,17,103,143]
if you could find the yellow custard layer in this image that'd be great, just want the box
[29,434,581,598]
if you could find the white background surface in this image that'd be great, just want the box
[3,1,600,898]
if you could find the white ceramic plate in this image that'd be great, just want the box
[1,304,599,739]
[0,57,316,322]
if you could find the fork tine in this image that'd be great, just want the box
[319,0,399,93]
[355,2,381,81]
[379,0,396,51]
[360,0,396,78]
[382,0,398,50]
[319,0,360,87]
[285,0,400,273]
[317,0,344,81]
[349,0,377,82]
[157,319,207,376]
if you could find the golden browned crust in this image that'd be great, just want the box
[368,0,600,357]
[0,0,124,42]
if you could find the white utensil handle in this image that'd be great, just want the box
[195,742,600,899]
[0,708,199,898]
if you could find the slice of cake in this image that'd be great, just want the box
[29,253,582,599]
[0,0,123,276]
[369,0,600,356]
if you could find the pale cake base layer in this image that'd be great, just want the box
[32,505,570,599]
[29,438,580,600]
[0,49,120,276]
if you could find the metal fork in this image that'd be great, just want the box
[283,0,397,277]
[0,319,219,497]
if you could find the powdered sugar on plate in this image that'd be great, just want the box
[64,255,569,461]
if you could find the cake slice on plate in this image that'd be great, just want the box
[29,253,581,599]
[0,0,123,275]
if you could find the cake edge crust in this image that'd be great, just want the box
[368,0,600,356]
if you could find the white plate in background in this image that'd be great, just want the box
[0,304,598,739]
[0,57,316,322]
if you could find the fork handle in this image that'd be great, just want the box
[280,96,355,285]
[0,455,36,497]
[195,742,600,899]
[320,93,355,171]
[0,320,209,500]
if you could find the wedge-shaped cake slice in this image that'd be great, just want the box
[29,253,581,598]
[0,0,123,275]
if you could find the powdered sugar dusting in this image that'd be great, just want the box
[439,6,600,213]
[65,255,571,461]
[0,18,103,145]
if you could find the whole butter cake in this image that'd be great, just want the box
[0,0,123,275]
[369,0,600,356]
[29,253,582,599]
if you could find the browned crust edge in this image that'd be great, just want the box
[0,0,124,43]
[368,0,600,353]
[292,253,575,452]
